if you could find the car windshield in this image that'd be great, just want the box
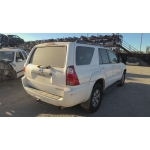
[0,51,14,63]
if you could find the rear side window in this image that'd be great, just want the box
[99,49,110,64]
[22,51,27,59]
[76,46,94,65]
[30,46,66,68]
[107,50,117,63]
[98,48,103,64]
[16,51,25,60]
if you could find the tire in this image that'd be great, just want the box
[80,84,103,113]
[118,71,125,87]
[11,70,17,79]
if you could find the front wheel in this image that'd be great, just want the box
[118,71,125,87]
[80,84,103,113]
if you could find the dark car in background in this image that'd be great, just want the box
[7,35,24,46]
[0,34,9,48]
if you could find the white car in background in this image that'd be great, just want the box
[0,47,27,80]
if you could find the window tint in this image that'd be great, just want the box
[76,46,94,65]
[107,50,117,63]
[16,51,25,61]
[99,49,109,64]
[98,48,103,64]
[30,46,66,68]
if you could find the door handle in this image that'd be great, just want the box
[101,67,105,69]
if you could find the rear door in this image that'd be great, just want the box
[22,50,28,59]
[99,48,113,88]
[107,50,121,82]
[25,44,70,97]
[15,51,26,77]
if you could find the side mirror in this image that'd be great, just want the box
[17,58,23,62]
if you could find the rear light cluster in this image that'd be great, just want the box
[24,66,26,73]
[66,66,80,86]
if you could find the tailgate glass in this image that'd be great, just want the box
[30,46,66,68]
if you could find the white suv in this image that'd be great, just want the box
[22,41,126,112]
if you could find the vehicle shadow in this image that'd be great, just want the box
[126,73,150,79]
[0,77,150,117]
[44,81,150,117]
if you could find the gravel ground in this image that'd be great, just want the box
[0,65,150,117]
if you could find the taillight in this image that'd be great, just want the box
[24,66,26,73]
[66,66,80,86]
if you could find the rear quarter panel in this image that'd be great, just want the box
[74,44,100,85]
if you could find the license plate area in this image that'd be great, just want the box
[32,72,52,83]
[37,74,45,82]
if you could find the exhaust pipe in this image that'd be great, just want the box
[58,106,65,110]
[36,99,42,103]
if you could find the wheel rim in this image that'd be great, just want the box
[92,89,100,107]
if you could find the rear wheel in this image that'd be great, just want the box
[80,84,102,113]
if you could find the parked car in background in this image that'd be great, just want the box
[0,47,27,81]
[7,35,24,46]
[0,34,9,48]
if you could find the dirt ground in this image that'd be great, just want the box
[0,65,150,117]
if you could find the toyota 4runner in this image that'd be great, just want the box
[22,41,126,112]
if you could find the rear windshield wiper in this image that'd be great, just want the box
[37,65,52,69]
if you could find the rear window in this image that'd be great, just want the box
[30,46,66,68]
[22,51,27,59]
[76,46,94,65]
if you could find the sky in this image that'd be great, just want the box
[4,33,149,52]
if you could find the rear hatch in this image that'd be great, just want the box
[25,43,70,97]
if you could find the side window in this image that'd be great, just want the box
[22,51,27,59]
[76,46,94,65]
[16,51,25,61]
[107,50,118,63]
[98,48,103,64]
[99,49,110,64]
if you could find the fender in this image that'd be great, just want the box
[90,71,106,83]
[121,63,126,74]
[84,71,106,101]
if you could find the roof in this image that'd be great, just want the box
[36,42,106,48]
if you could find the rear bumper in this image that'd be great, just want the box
[22,76,90,107]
